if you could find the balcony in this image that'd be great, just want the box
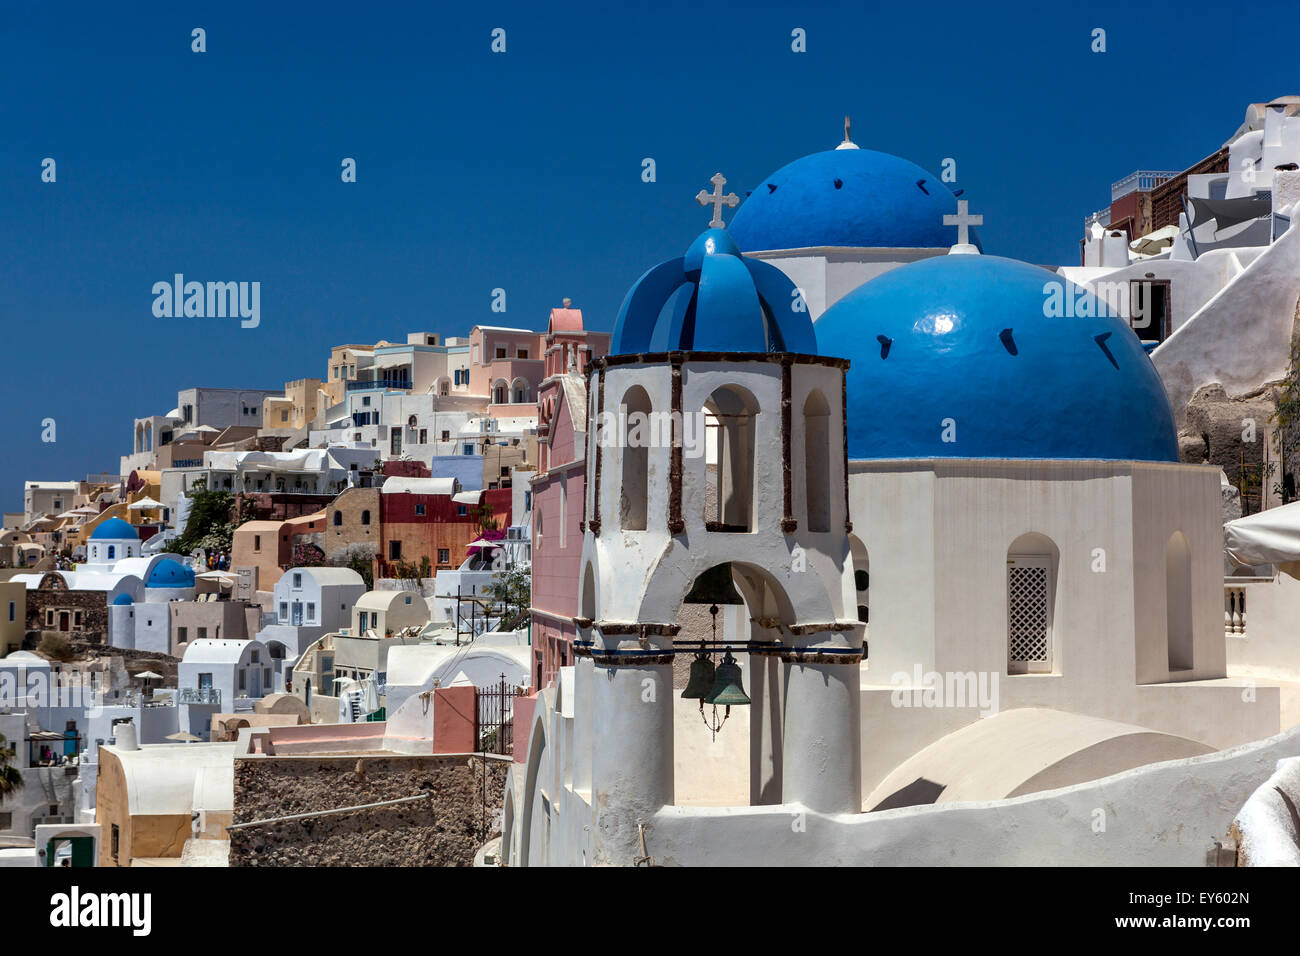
[347,377,412,393]
[1111,170,1179,203]
[178,687,221,705]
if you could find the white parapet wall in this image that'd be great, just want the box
[639,725,1300,866]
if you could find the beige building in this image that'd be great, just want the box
[0,580,26,654]
[95,734,235,866]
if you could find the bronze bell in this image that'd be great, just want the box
[705,651,750,707]
[681,652,715,700]
[683,563,744,606]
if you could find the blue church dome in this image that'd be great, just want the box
[112,593,134,605]
[729,148,979,253]
[816,255,1179,462]
[146,558,195,589]
[90,517,138,540]
[611,228,816,355]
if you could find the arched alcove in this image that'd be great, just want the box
[1166,531,1193,671]
[802,390,831,532]
[701,385,759,533]
[619,385,652,531]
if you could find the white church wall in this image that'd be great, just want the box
[850,460,1279,794]
[753,248,944,321]
[642,723,1300,867]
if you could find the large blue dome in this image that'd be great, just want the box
[90,517,138,540]
[816,255,1179,461]
[729,148,979,252]
[146,558,195,589]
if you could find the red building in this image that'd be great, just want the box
[377,477,512,578]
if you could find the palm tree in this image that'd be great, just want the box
[0,733,23,800]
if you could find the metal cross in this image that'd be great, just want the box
[943,199,983,245]
[696,173,739,228]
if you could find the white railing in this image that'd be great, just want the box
[1225,583,1247,637]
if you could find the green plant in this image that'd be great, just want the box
[174,480,237,555]
[485,564,530,625]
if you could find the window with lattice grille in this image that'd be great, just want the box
[1007,555,1052,673]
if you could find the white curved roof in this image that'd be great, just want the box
[386,643,530,691]
[381,477,460,496]
[354,589,418,611]
[108,742,237,815]
[182,639,253,665]
[281,567,365,588]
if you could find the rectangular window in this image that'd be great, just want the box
[279,602,288,621]
[389,541,402,560]
[177,626,187,643]
[517,348,528,359]
[438,548,450,564]
[238,671,246,690]
[7,602,13,622]
[463,444,474,455]
[293,573,302,588]
[306,603,315,622]
[1007,555,1053,674]
[251,649,259,663]
[253,535,261,552]
[415,503,425,516]
[46,610,54,626]
[197,626,207,640]
[0,812,11,829]
[111,824,119,859]
[280,410,288,422]
[74,611,82,627]
[419,428,428,444]
[495,346,507,359]
[457,505,467,517]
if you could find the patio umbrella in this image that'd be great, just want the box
[165,731,200,743]
[128,496,164,510]
[134,670,163,680]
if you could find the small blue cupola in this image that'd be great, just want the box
[610,226,817,356]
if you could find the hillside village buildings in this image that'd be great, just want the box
[5,98,1300,869]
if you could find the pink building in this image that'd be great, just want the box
[529,305,608,688]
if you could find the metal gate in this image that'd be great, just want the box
[477,674,522,754]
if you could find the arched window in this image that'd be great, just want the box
[620,386,651,531]
[107,545,115,560]
[361,510,371,526]
[850,535,870,629]
[803,390,831,532]
[512,378,529,405]
[702,386,758,533]
[1007,533,1059,674]
[333,511,342,527]
[581,563,596,621]
[1166,531,1193,671]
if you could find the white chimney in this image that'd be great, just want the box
[114,720,139,751]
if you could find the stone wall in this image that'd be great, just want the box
[229,753,508,866]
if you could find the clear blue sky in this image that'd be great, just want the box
[2,0,1292,510]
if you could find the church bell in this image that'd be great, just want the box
[704,651,750,707]
[682,563,744,606]
[680,653,716,701]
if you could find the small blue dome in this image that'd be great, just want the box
[146,558,195,589]
[112,593,134,605]
[729,148,979,253]
[611,228,816,355]
[90,517,138,541]
[816,255,1179,462]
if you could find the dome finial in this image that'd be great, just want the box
[836,115,860,150]
[696,173,740,229]
[943,199,983,254]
